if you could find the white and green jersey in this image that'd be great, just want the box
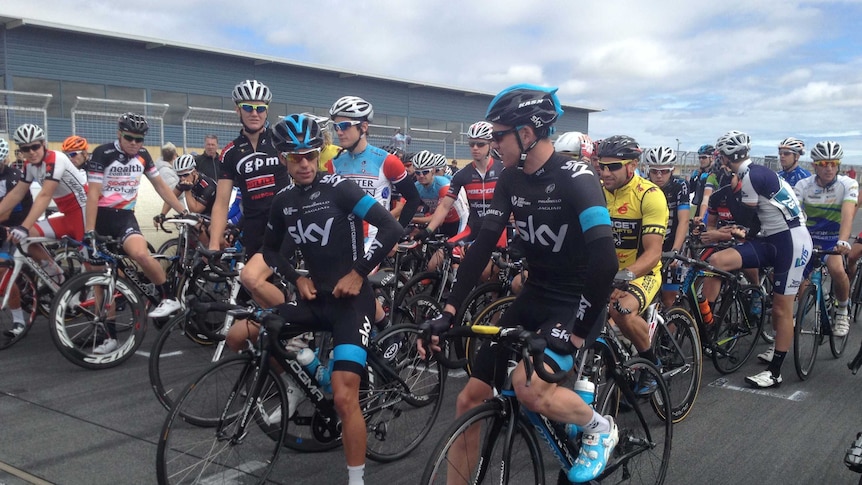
[793,174,858,244]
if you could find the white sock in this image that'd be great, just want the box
[11,308,24,324]
[347,464,364,485]
[582,410,610,434]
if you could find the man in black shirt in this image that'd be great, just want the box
[194,134,221,181]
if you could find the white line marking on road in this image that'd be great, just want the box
[0,460,54,485]
[136,350,183,358]
[708,377,810,401]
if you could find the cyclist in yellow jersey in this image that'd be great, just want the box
[300,113,341,171]
[598,135,668,394]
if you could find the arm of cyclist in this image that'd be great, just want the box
[0,179,30,222]
[19,178,59,233]
[393,176,421,227]
[837,196,858,255]
[208,179,234,250]
[149,173,186,215]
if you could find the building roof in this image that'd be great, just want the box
[0,15,601,114]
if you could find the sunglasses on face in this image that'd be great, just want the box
[778,150,797,157]
[697,155,710,160]
[416,169,434,176]
[813,160,840,168]
[649,168,672,175]
[238,103,268,114]
[469,141,489,148]
[19,143,42,153]
[333,120,361,132]
[490,127,518,143]
[66,151,79,158]
[597,160,631,172]
[282,149,321,164]
[178,172,194,178]
[121,133,145,143]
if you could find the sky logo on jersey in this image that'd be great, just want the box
[514,215,568,252]
[288,218,334,245]
[562,160,592,179]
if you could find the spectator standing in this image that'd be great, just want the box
[194,134,221,181]
[390,128,411,151]
[849,166,857,181]
[156,142,179,189]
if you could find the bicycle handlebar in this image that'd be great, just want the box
[419,323,569,385]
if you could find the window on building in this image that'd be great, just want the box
[188,94,224,110]
[387,115,405,130]
[151,90,188,125]
[12,76,61,117]
[107,85,146,103]
[61,81,105,116]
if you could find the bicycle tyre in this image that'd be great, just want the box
[394,271,444,309]
[711,286,764,374]
[420,400,545,484]
[596,357,672,485]
[452,281,507,358]
[49,271,147,370]
[399,293,444,327]
[365,324,446,462]
[156,354,286,484]
[465,295,517,376]
[0,271,38,350]
[651,307,702,423]
[148,311,219,411]
[793,283,820,380]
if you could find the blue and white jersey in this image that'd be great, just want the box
[777,165,811,188]
[738,160,805,237]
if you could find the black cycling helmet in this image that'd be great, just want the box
[597,135,642,160]
[380,145,405,162]
[485,84,563,138]
[118,112,149,135]
[272,114,324,153]
[697,144,715,156]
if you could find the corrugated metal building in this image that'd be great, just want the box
[0,16,596,159]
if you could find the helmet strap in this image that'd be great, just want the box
[514,127,539,170]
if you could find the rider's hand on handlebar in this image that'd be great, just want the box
[153,213,166,228]
[417,311,454,359]
[9,226,28,243]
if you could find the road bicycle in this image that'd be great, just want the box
[793,248,849,380]
[156,306,446,484]
[419,320,672,484]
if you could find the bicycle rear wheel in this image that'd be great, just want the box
[365,324,446,462]
[421,400,544,484]
[0,271,38,350]
[596,358,672,485]
[651,307,702,423]
[711,286,764,374]
[156,354,287,484]
[793,284,821,380]
[49,271,147,370]
[452,281,506,358]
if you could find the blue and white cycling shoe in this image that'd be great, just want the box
[568,416,619,483]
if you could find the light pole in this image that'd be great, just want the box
[676,138,681,152]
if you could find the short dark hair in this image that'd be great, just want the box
[204,134,218,142]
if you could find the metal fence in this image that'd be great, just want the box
[71,97,169,147]
[182,107,241,154]
[0,89,52,141]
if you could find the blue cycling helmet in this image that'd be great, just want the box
[697,144,715,156]
[272,114,324,153]
[485,84,563,138]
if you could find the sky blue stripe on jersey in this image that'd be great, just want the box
[545,348,574,372]
[580,205,611,231]
[334,344,368,366]
[352,195,377,218]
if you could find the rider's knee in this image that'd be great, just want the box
[456,380,491,416]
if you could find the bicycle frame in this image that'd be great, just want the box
[0,237,64,310]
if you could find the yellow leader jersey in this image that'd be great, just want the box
[603,174,669,271]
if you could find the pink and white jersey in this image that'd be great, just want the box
[22,150,88,214]
[88,141,159,210]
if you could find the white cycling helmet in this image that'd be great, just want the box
[329,96,374,121]
[466,121,493,140]
[0,138,8,162]
[174,154,197,174]
[412,150,437,170]
[778,137,805,155]
[715,130,751,162]
[13,124,46,145]
[232,80,272,104]
[431,153,449,169]
[300,112,332,132]
[810,141,843,161]
[643,146,676,167]
[555,131,595,159]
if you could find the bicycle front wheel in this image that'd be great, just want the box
[794,284,821,380]
[421,400,544,484]
[465,295,516,376]
[156,354,287,485]
[651,307,702,423]
[49,271,147,369]
[365,324,446,462]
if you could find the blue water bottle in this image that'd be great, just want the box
[566,378,596,439]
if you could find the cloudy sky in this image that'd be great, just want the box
[5,0,862,160]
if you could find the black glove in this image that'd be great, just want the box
[414,226,434,242]
[153,214,166,225]
[422,311,454,336]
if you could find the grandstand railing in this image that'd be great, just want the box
[0,90,52,140]
[71,97,168,147]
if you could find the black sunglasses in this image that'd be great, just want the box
[121,133,145,143]
[490,127,518,143]
[469,141,489,148]
[18,143,42,153]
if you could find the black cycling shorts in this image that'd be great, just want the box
[95,207,141,243]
